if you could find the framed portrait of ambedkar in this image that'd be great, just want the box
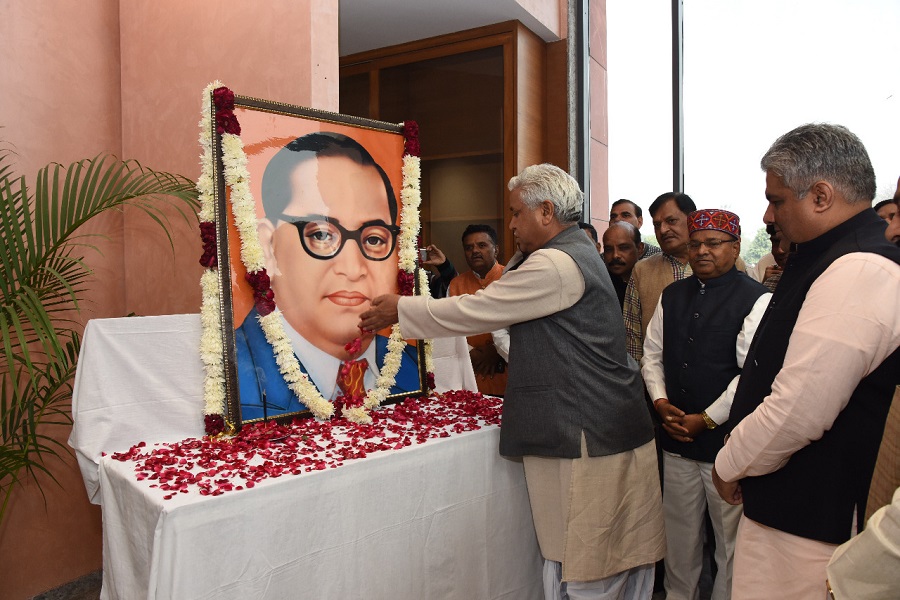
[196,84,431,435]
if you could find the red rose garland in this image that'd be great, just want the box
[198,221,217,268]
[397,270,416,296]
[402,121,420,157]
[245,269,276,316]
[212,87,241,135]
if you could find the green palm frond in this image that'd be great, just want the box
[0,149,199,527]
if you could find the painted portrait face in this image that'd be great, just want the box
[688,230,740,280]
[265,154,398,358]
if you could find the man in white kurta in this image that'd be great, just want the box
[826,486,900,599]
[641,209,770,600]
[362,164,665,599]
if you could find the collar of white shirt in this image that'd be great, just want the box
[279,313,380,400]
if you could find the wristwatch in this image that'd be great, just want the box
[701,411,718,430]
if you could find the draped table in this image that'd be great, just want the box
[69,315,542,599]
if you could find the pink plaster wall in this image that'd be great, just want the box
[0,1,338,597]
[0,2,121,598]
[119,0,339,317]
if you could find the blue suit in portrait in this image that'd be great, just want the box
[235,308,422,420]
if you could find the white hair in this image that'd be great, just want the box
[508,164,583,223]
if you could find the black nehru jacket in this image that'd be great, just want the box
[660,268,768,463]
[728,209,900,545]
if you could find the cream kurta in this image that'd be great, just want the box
[827,486,900,599]
[399,247,666,582]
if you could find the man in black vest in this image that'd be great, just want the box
[712,124,900,599]
[642,209,769,600]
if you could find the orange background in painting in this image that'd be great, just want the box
[227,105,406,327]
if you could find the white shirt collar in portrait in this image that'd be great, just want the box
[279,313,379,400]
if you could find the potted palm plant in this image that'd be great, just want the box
[0,144,199,527]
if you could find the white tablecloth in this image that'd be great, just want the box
[69,314,479,504]
[70,315,540,599]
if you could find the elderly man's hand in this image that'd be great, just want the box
[679,413,707,440]
[359,294,401,333]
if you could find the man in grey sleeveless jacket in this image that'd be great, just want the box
[362,164,665,599]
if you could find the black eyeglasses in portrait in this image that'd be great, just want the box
[284,215,401,261]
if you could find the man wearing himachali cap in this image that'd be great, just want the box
[641,209,770,600]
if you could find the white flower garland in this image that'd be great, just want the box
[197,85,430,427]
[418,268,436,379]
[198,81,226,421]
[217,130,335,421]
[256,310,334,420]
[199,269,225,416]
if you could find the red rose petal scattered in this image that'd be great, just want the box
[344,337,363,358]
[111,391,500,500]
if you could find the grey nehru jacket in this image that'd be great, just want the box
[501,225,654,459]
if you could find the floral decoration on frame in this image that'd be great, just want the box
[196,82,434,435]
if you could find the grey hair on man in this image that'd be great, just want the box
[760,123,876,204]
[508,163,584,223]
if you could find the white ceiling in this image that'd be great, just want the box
[339,0,561,56]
